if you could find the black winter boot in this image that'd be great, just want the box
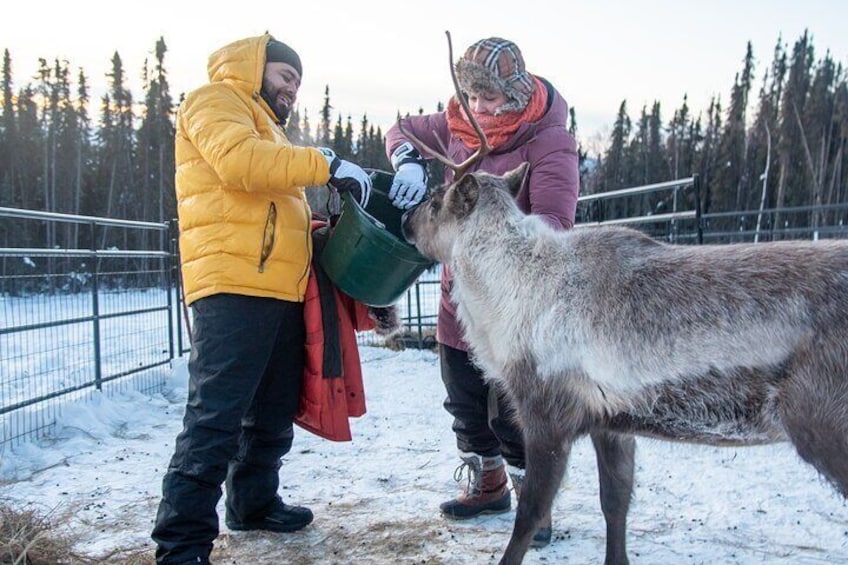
[440,453,511,520]
[509,469,553,547]
[224,459,312,533]
[225,496,313,533]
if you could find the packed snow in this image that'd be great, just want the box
[1,346,846,564]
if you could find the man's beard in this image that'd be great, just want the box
[260,87,290,126]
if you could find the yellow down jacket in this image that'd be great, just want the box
[175,33,331,305]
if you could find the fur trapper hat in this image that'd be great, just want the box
[455,37,535,113]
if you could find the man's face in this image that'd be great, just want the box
[261,62,301,120]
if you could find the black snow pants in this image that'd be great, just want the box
[439,343,526,468]
[151,293,305,564]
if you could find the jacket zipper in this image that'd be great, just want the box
[258,202,277,273]
[295,200,312,289]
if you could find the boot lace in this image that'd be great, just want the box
[452,461,481,495]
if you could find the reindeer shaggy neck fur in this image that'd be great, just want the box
[402,163,848,565]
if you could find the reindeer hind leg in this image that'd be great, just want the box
[780,333,848,497]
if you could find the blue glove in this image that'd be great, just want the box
[319,147,372,208]
[389,142,428,209]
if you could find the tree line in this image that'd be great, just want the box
[587,30,848,233]
[0,37,393,255]
[1,31,847,253]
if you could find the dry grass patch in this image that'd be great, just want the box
[0,501,153,565]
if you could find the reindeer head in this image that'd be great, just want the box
[401,163,528,263]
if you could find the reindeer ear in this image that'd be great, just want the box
[448,174,480,218]
[502,162,529,198]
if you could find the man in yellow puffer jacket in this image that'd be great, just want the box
[151,33,372,565]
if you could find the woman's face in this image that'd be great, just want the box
[466,90,509,116]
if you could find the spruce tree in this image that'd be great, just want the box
[568,106,590,191]
[98,51,136,249]
[713,42,755,215]
[1,49,16,207]
[799,51,838,230]
[15,85,42,243]
[647,101,664,184]
[356,113,370,165]
[746,37,786,233]
[285,105,302,144]
[629,104,650,188]
[301,108,313,146]
[594,100,633,221]
[371,126,390,171]
[698,97,723,216]
[666,95,692,180]
[343,115,354,160]
[318,85,331,147]
[331,113,346,157]
[137,37,175,229]
[775,31,814,230]
[52,58,81,247]
[72,68,92,246]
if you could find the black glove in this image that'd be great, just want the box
[318,148,372,208]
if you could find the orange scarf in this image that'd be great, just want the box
[447,76,547,150]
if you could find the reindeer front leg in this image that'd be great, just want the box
[498,368,582,565]
[591,430,635,565]
[500,432,572,565]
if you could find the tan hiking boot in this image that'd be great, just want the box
[439,453,511,520]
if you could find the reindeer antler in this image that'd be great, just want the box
[397,30,492,181]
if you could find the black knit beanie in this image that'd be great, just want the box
[266,39,302,77]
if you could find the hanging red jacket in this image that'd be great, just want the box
[294,221,375,441]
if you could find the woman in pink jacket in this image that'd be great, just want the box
[385,37,579,547]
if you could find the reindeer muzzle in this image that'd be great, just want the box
[400,204,423,245]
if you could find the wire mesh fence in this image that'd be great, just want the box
[3,177,848,449]
[0,207,176,447]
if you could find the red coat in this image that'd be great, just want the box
[294,222,375,441]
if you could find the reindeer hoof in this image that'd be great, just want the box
[529,525,552,548]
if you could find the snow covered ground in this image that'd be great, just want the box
[1,346,846,564]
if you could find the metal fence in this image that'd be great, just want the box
[0,207,179,447]
[3,176,848,448]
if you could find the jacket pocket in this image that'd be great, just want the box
[258,202,277,273]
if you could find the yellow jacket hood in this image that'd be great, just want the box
[207,33,272,119]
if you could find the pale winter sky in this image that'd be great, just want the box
[3,0,848,153]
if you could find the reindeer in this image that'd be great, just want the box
[398,32,848,565]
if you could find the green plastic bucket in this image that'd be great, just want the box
[318,170,434,307]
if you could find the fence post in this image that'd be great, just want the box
[165,221,175,361]
[670,185,680,243]
[90,220,103,391]
[692,174,703,244]
[414,281,424,349]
